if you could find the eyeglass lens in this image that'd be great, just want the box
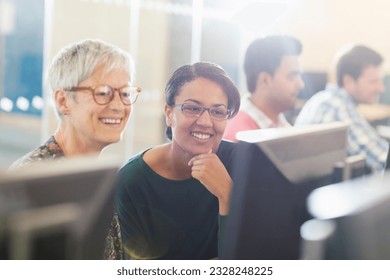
[180,103,229,120]
[93,85,138,105]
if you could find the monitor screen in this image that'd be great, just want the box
[0,156,120,259]
[302,171,390,259]
[220,122,349,259]
[298,72,328,101]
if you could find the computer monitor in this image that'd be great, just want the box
[236,122,348,184]
[220,122,349,259]
[302,171,390,259]
[298,72,328,101]
[0,156,120,259]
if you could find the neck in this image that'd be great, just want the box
[250,93,280,124]
[166,143,193,180]
[54,126,103,157]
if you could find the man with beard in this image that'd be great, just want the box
[223,35,304,142]
[295,45,388,173]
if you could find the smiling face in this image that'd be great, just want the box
[165,77,228,158]
[344,65,384,104]
[62,65,132,150]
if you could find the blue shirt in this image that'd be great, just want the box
[295,84,389,172]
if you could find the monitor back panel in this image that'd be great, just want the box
[220,142,331,259]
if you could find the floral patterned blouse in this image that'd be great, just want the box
[9,136,123,259]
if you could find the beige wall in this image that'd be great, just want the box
[5,0,390,165]
[271,0,390,77]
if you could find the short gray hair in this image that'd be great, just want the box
[46,39,135,117]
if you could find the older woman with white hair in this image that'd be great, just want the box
[10,39,141,259]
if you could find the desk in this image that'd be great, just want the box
[377,125,390,141]
[357,104,390,140]
[357,103,390,122]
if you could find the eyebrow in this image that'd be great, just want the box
[182,99,228,108]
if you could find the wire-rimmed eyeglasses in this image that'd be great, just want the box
[67,84,141,105]
[173,103,231,120]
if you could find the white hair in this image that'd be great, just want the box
[46,39,135,117]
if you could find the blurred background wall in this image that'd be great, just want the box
[1,0,390,168]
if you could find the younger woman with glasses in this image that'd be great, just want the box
[9,39,140,259]
[116,62,240,259]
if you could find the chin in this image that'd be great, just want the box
[190,147,212,156]
[105,136,121,145]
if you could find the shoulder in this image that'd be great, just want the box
[118,146,163,184]
[8,136,64,170]
[142,144,169,171]
[223,111,259,141]
[304,90,332,107]
[8,151,37,170]
[296,89,342,124]
[228,111,258,127]
[305,86,348,109]
[119,149,148,175]
[116,151,149,195]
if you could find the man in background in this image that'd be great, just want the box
[223,35,305,141]
[295,45,389,173]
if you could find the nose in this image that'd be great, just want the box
[109,90,127,110]
[196,108,213,127]
[298,75,305,90]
